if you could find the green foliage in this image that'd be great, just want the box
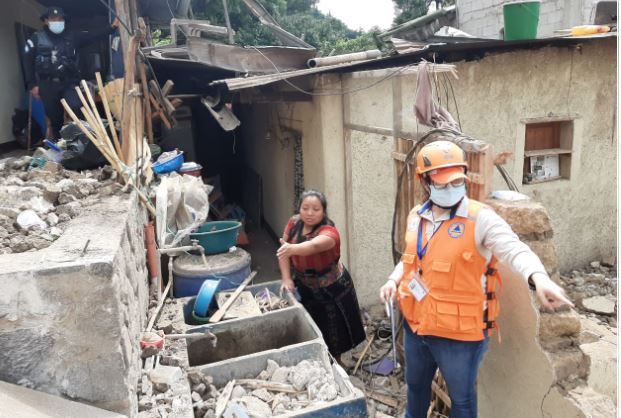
[392,0,456,25]
[189,0,378,55]
[152,29,172,47]
[392,0,427,25]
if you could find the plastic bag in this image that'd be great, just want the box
[155,172,212,248]
[59,121,108,171]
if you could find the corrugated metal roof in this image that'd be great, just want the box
[210,33,616,92]
[209,58,382,91]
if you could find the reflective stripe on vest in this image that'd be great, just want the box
[398,199,502,342]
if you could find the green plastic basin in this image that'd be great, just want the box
[190,221,242,255]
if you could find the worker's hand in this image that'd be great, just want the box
[280,278,295,293]
[380,279,398,303]
[531,272,574,311]
[111,17,120,29]
[30,86,39,98]
[277,239,296,259]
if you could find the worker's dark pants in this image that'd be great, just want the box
[404,322,489,418]
[39,79,81,138]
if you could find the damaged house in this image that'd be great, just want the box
[0,0,617,417]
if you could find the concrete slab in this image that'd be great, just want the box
[0,193,149,417]
[0,380,127,418]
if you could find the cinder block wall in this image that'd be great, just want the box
[456,0,601,39]
[0,193,149,417]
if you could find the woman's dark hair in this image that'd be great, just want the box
[288,190,334,241]
[297,190,328,214]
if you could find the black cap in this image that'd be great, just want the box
[40,6,66,21]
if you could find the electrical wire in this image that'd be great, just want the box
[250,46,418,97]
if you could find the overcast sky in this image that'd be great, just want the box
[316,0,396,31]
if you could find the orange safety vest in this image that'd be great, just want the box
[398,199,502,341]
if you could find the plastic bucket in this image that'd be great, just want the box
[503,1,540,40]
[190,221,242,255]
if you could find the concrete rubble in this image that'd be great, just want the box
[0,155,122,254]
[188,359,342,417]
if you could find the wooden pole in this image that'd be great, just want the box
[209,271,257,323]
[95,72,123,156]
[138,60,154,144]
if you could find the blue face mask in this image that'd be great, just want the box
[49,21,65,34]
[429,183,466,208]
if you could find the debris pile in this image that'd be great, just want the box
[560,259,617,327]
[189,359,342,417]
[341,306,407,417]
[137,362,193,418]
[0,155,122,254]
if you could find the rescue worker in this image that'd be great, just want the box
[24,7,119,138]
[379,140,573,418]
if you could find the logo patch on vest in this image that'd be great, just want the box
[448,222,465,238]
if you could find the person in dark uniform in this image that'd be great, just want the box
[23,7,119,138]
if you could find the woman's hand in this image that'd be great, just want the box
[281,278,296,293]
[380,279,398,303]
[531,272,574,311]
[277,239,297,259]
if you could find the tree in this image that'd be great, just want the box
[392,0,456,25]
[392,0,427,25]
[191,0,378,55]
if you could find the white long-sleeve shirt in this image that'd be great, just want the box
[388,197,548,286]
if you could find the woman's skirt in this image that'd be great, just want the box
[295,269,366,356]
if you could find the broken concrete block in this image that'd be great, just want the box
[538,310,582,342]
[238,396,271,417]
[251,388,273,403]
[47,213,59,227]
[548,349,589,383]
[568,386,616,418]
[58,192,78,205]
[580,340,617,401]
[316,382,339,401]
[270,367,290,384]
[290,360,322,391]
[42,161,61,173]
[191,391,202,402]
[601,255,616,267]
[0,207,20,219]
[55,201,81,218]
[27,169,56,182]
[581,296,616,315]
[231,385,246,399]
[192,383,206,396]
[265,359,279,378]
[149,366,182,389]
[486,199,553,237]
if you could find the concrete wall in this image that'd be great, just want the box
[338,38,616,305]
[0,193,149,417]
[0,0,42,143]
[456,0,603,39]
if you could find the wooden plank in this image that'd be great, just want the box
[431,380,451,408]
[121,35,139,164]
[209,271,257,323]
[138,60,154,144]
[344,123,393,137]
[367,391,399,409]
[524,148,572,157]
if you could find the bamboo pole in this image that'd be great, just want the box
[95,73,123,156]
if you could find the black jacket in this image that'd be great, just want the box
[24,25,116,89]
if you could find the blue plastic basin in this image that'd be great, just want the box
[190,221,242,255]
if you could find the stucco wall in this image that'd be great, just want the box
[0,0,42,143]
[239,75,349,266]
[340,38,616,305]
[456,0,603,39]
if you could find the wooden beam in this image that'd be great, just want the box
[367,391,399,409]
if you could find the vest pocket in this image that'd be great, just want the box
[434,299,482,332]
[429,260,452,289]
